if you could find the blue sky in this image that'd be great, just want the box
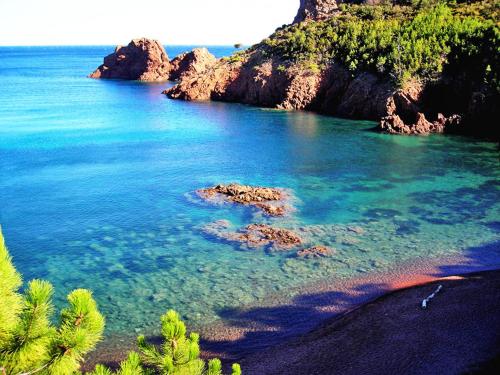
[0,0,298,46]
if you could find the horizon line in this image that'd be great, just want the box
[0,43,245,48]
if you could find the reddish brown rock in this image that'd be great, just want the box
[202,222,302,250]
[294,0,340,23]
[169,48,217,81]
[197,183,289,216]
[89,38,171,81]
[297,245,335,258]
[380,111,463,135]
[165,58,242,101]
[164,34,487,138]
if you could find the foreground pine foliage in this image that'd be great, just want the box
[0,227,105,374]
[93,310,241,375]
[1,228,241,374]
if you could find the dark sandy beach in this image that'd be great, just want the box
[85,245,500,374]
[238,270,500,374]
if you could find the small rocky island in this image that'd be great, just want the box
[197,183,290,217]
[89,39,216,82]
[89,38,171,81]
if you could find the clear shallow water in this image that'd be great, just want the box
[1,46,499,337]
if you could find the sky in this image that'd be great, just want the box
[0,0,298,46]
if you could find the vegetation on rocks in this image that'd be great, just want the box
[262,0,499,88]
[0,228,240,374]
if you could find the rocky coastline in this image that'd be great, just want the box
[164,45,497,139]
[89,1,499,139]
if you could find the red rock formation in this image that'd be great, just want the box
[169,48,217,81]
[197,183,290,217]
[202,221,303,250]
[89,38,171,81]
[165,51,471,136]
[293,0,340,23]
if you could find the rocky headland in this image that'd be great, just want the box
[163,0,499,139]
[89,2,498,138]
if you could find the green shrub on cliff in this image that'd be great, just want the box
[263,1,499,89]
[0,227,105,374]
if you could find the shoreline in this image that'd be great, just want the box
[83,240,500,370]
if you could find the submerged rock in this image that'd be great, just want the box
[89,38,171,81]
[297,245,335,258]
[197,183,290,216]
[201,221,302,250]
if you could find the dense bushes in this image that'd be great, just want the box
[263,1,499,88]
[0,228,240,374]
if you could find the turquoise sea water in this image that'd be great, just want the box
[1,46,499,337]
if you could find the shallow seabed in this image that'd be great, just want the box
[0,47,499,339]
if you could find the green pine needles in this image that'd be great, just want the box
[1,228,241,374]
[94,310,241,375]
[0,227,105,375]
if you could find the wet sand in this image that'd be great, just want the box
[84,244,500,373]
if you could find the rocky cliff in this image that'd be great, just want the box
[169,48,217,81]
[164,1,498,139]
[293,0,340,23]
[165,49,492,137]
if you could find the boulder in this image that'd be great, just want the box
[169,48,217,81]
[89,38,171,81]
[293,0,340,23]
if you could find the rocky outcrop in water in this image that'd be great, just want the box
[169,48,217,81]
[202,221,303,250]
[197,183,290,216]
[89,38,171,81]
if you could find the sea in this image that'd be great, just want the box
[1,45,499,341]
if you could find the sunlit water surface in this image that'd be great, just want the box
[1,46,499,336]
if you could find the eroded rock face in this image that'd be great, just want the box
[197,183,290,216]
[169,48,217,81]
[202,221,303,250]
[293,0,340,23]
[165,59,242,101]
[165,39,494,138]
[89,38,171,81]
